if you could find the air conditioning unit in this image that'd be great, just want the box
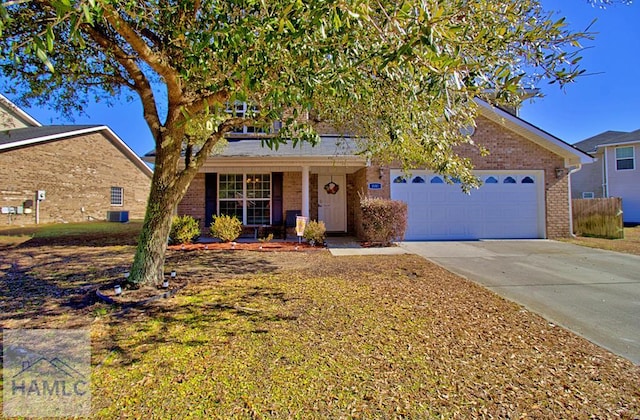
[107,211,129,223]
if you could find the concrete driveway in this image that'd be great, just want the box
[400,240,640,365]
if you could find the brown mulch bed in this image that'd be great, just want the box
[167,241,322,252]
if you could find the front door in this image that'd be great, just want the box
[318,174,347,232]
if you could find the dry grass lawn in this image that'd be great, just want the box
[562,226,640,256]
[0,224,638,418]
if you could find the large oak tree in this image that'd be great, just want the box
[1,1,589,286]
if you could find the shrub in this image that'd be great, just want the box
[169,215,201,244]
[360,197,407,246]
[258,233,274,243]
[303,220,326,246]
[210,214,243,242]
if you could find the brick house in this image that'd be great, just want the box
[147,99,592,240]
[0,94,152,226]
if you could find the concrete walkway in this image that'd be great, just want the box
[325,237,410,256]
[400,240,640,365]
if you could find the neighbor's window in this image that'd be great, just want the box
[582,192,595,199]
[219,174,271,225]
[110,187,123,206]
[615,146,635,170]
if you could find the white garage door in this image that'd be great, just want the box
[391,170,545,240]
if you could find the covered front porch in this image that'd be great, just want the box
[176,136,373,237]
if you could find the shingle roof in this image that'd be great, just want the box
[0,125,100,147]
[144,135,365,158]
[0,124,153,178]
[573,129,640,154]
[219,136,363,157]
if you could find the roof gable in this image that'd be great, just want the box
[475,99,593,166]
[0,94,41,129]
[0,125,153,178]
[573,129,640,154]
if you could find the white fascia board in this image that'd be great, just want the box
[597,140,640,150]
[0,126,107,151]
[100,126,154,178]
[0,125,154,178]
[475,99,594,166]
[0,94,42,127]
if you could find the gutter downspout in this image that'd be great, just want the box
[567,164,582,238]
[602,147,609,198]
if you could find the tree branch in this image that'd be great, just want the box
[83,24,162,140]
[99,3,183,105]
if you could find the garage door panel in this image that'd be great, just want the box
[392,170,543,240]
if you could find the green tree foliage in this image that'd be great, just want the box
[0,0,590,286]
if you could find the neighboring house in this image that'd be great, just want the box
[145,99,592,241]
[0,94,152,226]
[571,129,640,224]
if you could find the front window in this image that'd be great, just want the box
[110,187,123,206]
[219,174,271,225]
[615,146,635,170]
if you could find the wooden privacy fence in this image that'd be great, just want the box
[572,197,624,239]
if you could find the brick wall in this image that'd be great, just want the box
[0,132,151,226]
[283,172,302,219]
[461,116,570,238]
[359,116,572,238]
[177,173,206,231]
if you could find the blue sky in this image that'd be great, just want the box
[11,0,640,156]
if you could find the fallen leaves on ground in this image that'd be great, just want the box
[1,240,638,418]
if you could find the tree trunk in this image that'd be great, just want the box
[128,130,187,288]
[128,178,181,287]
[127,125,224,287]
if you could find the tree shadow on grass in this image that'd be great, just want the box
[94,277,298,368]
[0,247,281,330]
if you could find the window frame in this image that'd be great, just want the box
[582,192,595,199]
[225,102,266,134]
[615,146,635,171]
[218,173,272,225]
[110,186,124,206]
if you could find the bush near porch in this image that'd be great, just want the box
[360,197,408,245]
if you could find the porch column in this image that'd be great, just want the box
[301,165,310,218]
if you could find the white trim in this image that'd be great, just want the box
[110,186,124,206]
[0,94,42,127]
[391,169,546,240]
[217,172,272,225]
[475,99,593,166]
[0,125,153,178]
[594,140,640,150]
[603,147,609,197]
[614,145,635,171]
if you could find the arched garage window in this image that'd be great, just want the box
[485,176,498,184]
[412,176,425,183]
[522,176,535,184]
[503,176,516,184]
[393,176,407,184]
[430,176,444,184]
